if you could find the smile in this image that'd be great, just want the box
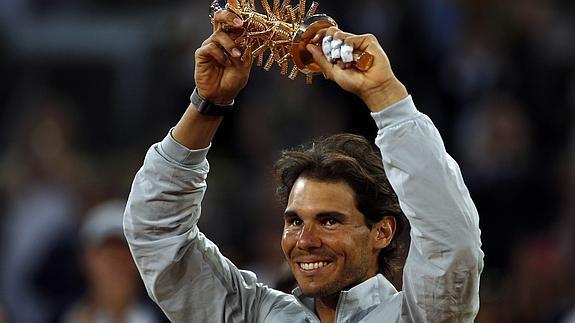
[298,261,330,270]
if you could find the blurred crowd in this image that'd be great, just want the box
[0,0,574,322]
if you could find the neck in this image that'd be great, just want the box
[315,294,340,323]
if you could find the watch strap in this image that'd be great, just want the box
[190,88,235,116]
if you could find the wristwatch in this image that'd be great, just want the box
[190,87,235,116]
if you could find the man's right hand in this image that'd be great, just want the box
[194,8,252,104]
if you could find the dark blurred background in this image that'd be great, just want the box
[0,0,574,322]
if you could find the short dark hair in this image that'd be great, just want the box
[274,133,406,279]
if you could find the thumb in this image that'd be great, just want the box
[306,43,334,78]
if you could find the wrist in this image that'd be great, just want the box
[195,85,236,106]
[191,87,235,116]
[173,104,223,150]
[360,78,408,112]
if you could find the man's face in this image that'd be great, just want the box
[281,177,380,298]
[85,238,139,303]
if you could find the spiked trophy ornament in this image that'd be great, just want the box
[209,0,373,83]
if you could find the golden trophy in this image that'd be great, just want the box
[209,0,373,83]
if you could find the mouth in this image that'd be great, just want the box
[297,261,331,271]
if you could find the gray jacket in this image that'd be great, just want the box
[124,96,483,322]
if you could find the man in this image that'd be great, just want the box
[123,7,483,323]
[63,200,159,323]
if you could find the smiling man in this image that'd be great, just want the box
[274,133,407,322]
[283,179,384,295]
[123,7,483,323]
[280,171,396,322]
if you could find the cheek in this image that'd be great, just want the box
[281,229,297,255]
[340,232,371,259]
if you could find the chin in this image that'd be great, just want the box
[298,283,337,298]
[299,278,367,298]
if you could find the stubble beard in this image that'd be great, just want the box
[298,261,371,299]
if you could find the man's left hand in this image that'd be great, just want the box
[306,27,408,112]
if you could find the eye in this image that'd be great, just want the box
[322,218,339,227]
[285,217,303,227]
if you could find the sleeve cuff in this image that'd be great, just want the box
[370,95,420,129]
[158,128,211,166]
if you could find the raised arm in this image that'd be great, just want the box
[123,9,292,322]
[307,28,483,321]
[173,6,251,149]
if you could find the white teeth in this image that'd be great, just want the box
[299,262,328,270]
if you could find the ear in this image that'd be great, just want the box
[370,216,396,250]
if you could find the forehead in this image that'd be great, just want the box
[286,177,358,215]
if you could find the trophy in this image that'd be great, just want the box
[209,0,373,83]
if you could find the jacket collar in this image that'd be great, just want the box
[292,274,398,321]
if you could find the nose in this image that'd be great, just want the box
[296,223,321,250]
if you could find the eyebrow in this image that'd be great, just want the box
[283,211,299,220]
[316,212,348,222]
[283,210,349,222]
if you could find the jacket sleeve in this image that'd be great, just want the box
[372,96,484,322]
[123,132,288,322]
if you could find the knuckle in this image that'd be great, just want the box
[334,30,350,38]
[215,10,235,24]
[213,9,228,20]
[214,31,233,48]
[205,42,217,50]
[326,26,339,34]
[196,43,210,55]
[365,33,377,42]
[199,42,220,56]
[201,38,212,47]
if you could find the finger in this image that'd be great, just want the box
[212,9,243,31]
[310,28,328,43]
[331,30,355,41]
[229,48,253,70]
[341,33,378,53]
[324,26,340,39]
[310,26,341,45]
[340,44,354,63]
[222,37,252,69]
[324,27,355,40]
[239,49,253,66]
[210,30,243,58]
[306,43,335,79]
[321,28,356,63]
[322,35,332,61]
[196,42,231,67]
